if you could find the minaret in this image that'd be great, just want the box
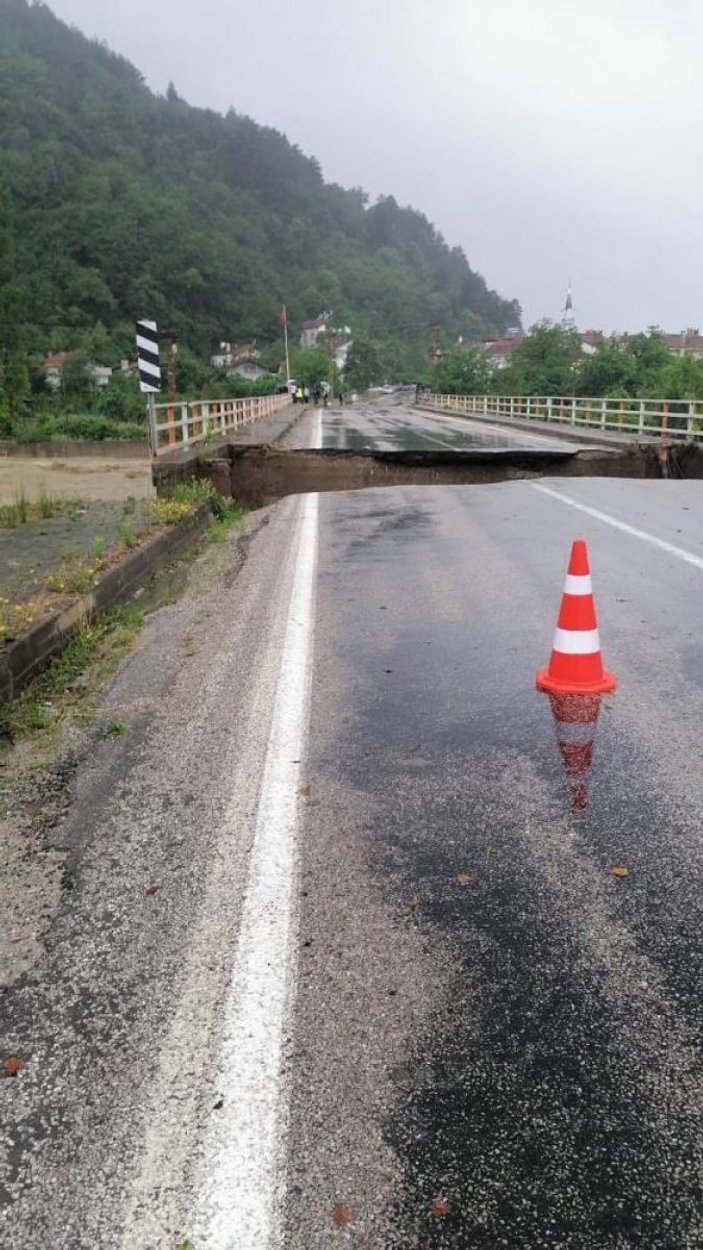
[562,281,576,329]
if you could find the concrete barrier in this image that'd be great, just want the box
[0,440,147,460]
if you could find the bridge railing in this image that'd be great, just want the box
[150,392,293,456]
[420,394,703,441]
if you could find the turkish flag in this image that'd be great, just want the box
[279,304,288,326]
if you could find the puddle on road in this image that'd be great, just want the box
[540,691,607,812]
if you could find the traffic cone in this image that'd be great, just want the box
[548,692,601,811]
[536,540,616,695]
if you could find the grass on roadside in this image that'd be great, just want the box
[0,596,49,645]
[0,490,248,774]
[0,489,87,530]
[0,604,145,754]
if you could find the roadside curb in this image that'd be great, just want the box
[0,503,212,705]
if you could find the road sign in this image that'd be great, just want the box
[136,319,162,393]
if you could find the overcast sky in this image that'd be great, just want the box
[46,0,703,333]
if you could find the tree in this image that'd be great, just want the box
[576,339,638,397]
[621,332,671,396]
[498,323,582,395]
[62,350,92,396]
[291,347,329,387]
[343,336,381,391]
[431,347,491,394]
[0,189,29,430]
[650,353,703,401]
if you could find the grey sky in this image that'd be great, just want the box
[46,0,703,333]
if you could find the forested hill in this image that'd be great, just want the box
[0,0,521,375]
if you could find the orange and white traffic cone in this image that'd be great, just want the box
[536,540,616,695]
[548,692,601,811]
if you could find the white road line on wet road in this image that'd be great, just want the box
[194,491,318,1250]
[387,409,567,451]
[314,406,323,450]
[532,482,703,572]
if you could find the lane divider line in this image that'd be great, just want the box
[194,491,319,1250]
[532,482,703,572]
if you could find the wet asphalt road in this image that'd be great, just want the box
[3,404,703,1248]
[288,396,579,452]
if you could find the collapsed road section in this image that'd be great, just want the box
[153,441,693,510]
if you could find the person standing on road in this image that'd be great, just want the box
[295,385,303,404]
[303,385,310,404]
[337,390,344,406]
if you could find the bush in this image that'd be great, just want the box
[95,376,147,422]
[12,413,147,442]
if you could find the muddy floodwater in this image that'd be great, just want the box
[0,455,153,504]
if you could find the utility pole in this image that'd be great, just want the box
[280,305,291,384]
[161,327,178,400]
[427,323,441,365]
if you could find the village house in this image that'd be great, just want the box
[300,312,353,369]
[210,340,270,380]
[300,314,332,349]
[661,329,703,359]
[44,352,113,388]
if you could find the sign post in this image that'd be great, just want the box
[135,318,162,456]
[280,304,291,386]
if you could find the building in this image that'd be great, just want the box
[44,351,68,388]
[300,314,332,349]
[326,330,353,372]
[485,338,520,370]
[300,312,353,370]
[456,323,602,373]
[661,329,703,359]
[44,352,113,388]
[562,282,576,329]
[211,341,261,370]
[229,358,269,380]
[580,329,602,356]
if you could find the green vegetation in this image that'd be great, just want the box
[432,324,703,402]
[0,489,83,529]
[497,324,583,396]
[431,347,491,396]
[150,496,199,525]
[119,520,136,549]
[0,603,145,749]
[46,553,103,595]
[0,0,520,438]
[290,347,330,388]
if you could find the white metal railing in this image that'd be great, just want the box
[420,394,703,441]
[149,392,293,456]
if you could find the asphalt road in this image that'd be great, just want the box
[287,395,581,452]
[3,404,703,1249]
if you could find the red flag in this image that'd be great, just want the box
[279,304,288,327]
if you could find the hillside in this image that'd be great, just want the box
[0,0,521,380]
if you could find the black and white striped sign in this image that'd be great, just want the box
[135,319,162,393]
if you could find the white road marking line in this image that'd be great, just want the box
[314,407,323,450]
[388,411,565,452]
[532,482,703,572]
[194,492,318,1250]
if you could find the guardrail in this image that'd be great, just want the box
[149,392,293,456]
[421,394,703,441]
